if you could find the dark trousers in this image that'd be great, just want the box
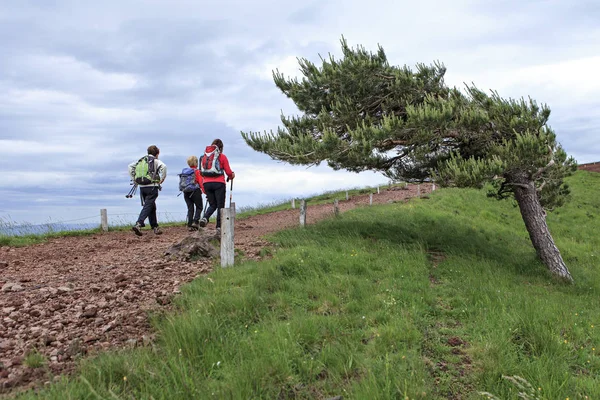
[184,189,204,226]
[203,182,226,228]
[137,186,160,228]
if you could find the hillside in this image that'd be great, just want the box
[0,184,428,394]
[3,171,600,399]
[578,161,600,173]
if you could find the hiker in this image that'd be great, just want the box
[179,155,204,231]
[199,139,235,235]
[128,145,168,236]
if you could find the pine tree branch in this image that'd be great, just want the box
[532,148,556,179]
[380,139,409,146]
[536,180,546,192]
[374,73,396,80]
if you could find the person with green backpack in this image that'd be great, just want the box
[128,145,168,236]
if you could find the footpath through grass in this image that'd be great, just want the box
[13,171,600,399]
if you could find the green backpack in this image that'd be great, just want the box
[134,155,160,185]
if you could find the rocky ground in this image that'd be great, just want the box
[0,184,431,395]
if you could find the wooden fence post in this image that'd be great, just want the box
[291,198,295,209]
[220,205,235,268]
[300,200,307,227]
[417,184,421,198]
[432,183,436,191]
[345,191,349,201]
[377,186,380,194]
[100,209,108,232]
[334,199,339,217]
[369,193,373,206]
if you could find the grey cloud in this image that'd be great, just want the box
[554,114,600,164]
[288,2,323,24]
[468,0,600,49]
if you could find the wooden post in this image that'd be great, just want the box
[369,193,373,206]
[100,209,108,232]
[220,206,235,268]
[432,183,436,191]
[417,184,421,198]
[345,191,349,201]
[299,200,307,227]
[291,198,295,209]
[334,199,339,217]
[377,186,380,194]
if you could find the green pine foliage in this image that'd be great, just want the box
[242,37,451,179]
[242,38,576,211]
[242,37,578,280]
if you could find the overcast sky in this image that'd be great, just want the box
[1,0,598,227]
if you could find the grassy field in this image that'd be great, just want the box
[10,171,600,399]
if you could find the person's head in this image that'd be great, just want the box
[211,139,224,152]
[147,145,160,157]
[187,155,198,168]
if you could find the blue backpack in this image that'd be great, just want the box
[178,168,200,193]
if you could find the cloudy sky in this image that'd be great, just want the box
[1,0,598,227]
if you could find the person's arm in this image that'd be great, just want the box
[195,169,204,193]
[128,161,137,180]
[158,161,167,184]
[220,154,235,180]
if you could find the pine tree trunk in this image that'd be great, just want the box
[513,180,573,282]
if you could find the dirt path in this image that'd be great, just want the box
[0,184,431,394]
[578,162,600,173]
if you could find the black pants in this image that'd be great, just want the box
[203,182,226,228]
[137,186,160,228]
[184,189,203,226]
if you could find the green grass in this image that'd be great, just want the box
[23,350,46,370]
[11,171,600,399]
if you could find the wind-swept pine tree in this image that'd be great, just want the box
[242,38,577,281]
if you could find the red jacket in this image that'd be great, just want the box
[201,152,234,185]
[191,167,204,193]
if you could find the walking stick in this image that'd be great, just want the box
[229,179,233,207]
[202,195,209,219]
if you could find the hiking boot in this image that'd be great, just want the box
[215,227,221,237]
[191,221,200,230]
[199,218,208,228]
[153,227,163,235]
[132,223,143,236]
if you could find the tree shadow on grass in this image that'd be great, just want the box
[308,212,549,279]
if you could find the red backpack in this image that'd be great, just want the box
[200,145,224,177]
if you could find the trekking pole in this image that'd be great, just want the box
[126,183,138,198]
[229,179,233,207]
[201,194,209,219]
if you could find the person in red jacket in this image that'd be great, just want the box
[199,139,235,235]
[183,155,205,231]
